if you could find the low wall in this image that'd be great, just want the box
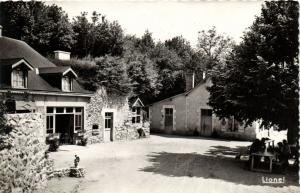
[0,113,53,193]
[115,121,150,141]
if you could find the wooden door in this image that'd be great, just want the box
[104,112,113,142]
[200,109,212,136]
[164,108,173,133]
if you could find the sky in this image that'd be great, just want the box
[45,0,265,47]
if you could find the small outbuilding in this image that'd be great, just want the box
[149,72,268,140]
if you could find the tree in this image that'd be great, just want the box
[136,30,155,54]
[94,56,131,95]
[126,53,160,104]
[165,36,193,67]
[72,12,124,58]
[72,12,92,57]
[150,42,185,100]
[165,36,204,84]
[197,26,234,69]
[208,1,299,144]
[0,1,75,56]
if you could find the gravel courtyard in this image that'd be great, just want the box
[43,134,299,193]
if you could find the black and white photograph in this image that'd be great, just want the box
[0,0,299,192]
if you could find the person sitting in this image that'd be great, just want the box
[247,139,261,169]
[259,138,267,152]
[250,139,261,154]
[276,142,283,155]
[281,140,291,170]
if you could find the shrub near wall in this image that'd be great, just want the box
[0,113,53,193]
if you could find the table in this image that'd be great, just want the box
[250,151,276,173]
[265,139,275,149]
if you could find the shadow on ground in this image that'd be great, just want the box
[205,145,248,157]
[140,148,298,186]
[151,133,231,142]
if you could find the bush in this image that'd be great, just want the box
[46,133,60,152]
[48,138,60,152]
[80,137,88,146]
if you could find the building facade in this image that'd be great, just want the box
[149,73,266,140]
[0,28,149,145]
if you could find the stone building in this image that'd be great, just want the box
[86,89,149,144]
[0,26,149,145]
[149,72,268,140]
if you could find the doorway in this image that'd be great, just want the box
[104,112,113,142]
[200,109,212,136]
[164,108,173,133]
[56,114,74,144]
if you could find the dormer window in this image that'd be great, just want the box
[131,98,145,124]
[62,76,72,91]
[12,68,27,88]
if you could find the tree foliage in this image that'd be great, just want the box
[72,11,124,58]
[1,1,236,105]
[0,1,75,56]
[208,1,299,143]
[94,56,131,95]
[165,36,204,84]
[197,26,234,69]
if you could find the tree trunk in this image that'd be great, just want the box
[287,126,298,144]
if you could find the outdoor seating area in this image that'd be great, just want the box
[243,138,297,174]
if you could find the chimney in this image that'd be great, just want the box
[185,72,195,91]
[0,25,2,37]
[54,50,70,61]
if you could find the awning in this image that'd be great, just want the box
[15,101,36,111]
[6,100,37,111]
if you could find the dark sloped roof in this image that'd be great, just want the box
[39,66,77,77]
[1,70,92,94]
[0,58,24,66]
[0,36,91,95]
[39,66,70,74]
[28,71,60,92]
[0,37,56,68]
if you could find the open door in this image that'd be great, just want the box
[200,109,212,136]
[55,114,74,144]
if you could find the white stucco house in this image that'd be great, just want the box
[149,72,270,140]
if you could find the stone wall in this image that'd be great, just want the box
[0,113,53,193]
[86,88,106,144]
[86,87,149,144]
[114,121,150,141]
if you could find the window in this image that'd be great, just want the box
[132,107,142,124]
[46,115,54,134]
[227,117,239,132]
[62,76,72,91]
[201,109,212,116]
[165,108,173,116]
[75,114,82,131]
[164,108,173,127]
[66,107,73,113]
[92,124,99,136]
[12,69,26,88]
[75,107,82,113]
[47,107,54,113]
[105,112,113,129]
[56,107,64,113]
